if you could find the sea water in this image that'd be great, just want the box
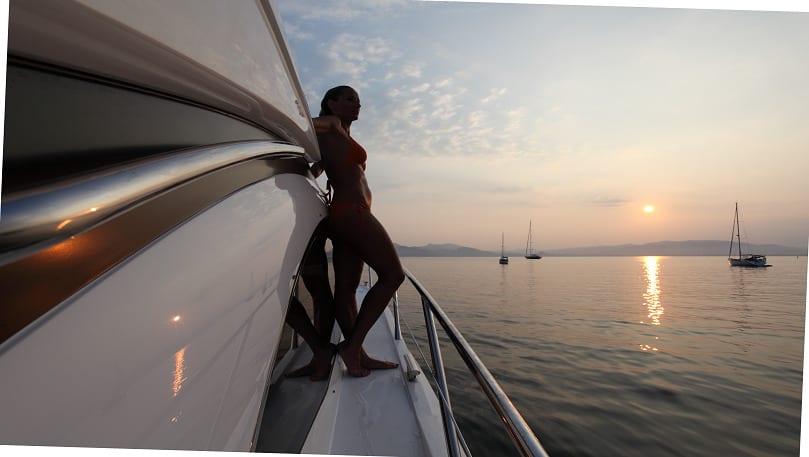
[394,256,807,457]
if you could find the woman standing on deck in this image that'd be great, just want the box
[312,85,404,377]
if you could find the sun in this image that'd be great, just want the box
[643,204,655,214]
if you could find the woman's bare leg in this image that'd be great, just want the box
[330,211,405,377]
[331,240,369,376]
[332,240,399,371]
[332,239,362,339]
[285,227,337,381]
[301,234,335,338]
[284,297,335,381]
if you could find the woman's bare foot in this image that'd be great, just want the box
[285,360,315,378]
[285,344,335,381]
[310,344,336,381]
[338,341,370,377]
[361,349,398,370]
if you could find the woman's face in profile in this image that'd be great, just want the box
[329,89,361,121]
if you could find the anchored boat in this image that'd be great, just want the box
[525,220,542,260]
[0,0,547,455]
[499,233,509,264]
[727,203,770,267]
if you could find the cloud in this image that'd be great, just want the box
[411,83,431,92]
[393,97,428,128]
[386,63,424,80]
[505,107,526,133]
[276,0,411,23]
[279,22,314,41]
[365,78,548,159]
[468,110,488,128]
[488,185,526,194]
[323,33,398,80]
[430,92,462,120]
[481,87,508,104]
[589,196,630,207]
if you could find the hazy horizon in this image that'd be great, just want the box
[275,1,809,251]
[395,237,807,253]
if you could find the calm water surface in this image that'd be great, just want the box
[394,256,806,457]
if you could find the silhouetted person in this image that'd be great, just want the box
[312,86,403,377]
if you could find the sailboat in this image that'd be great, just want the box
[728,202,770,267]
[525,220,542,260]
[499,232,509,264]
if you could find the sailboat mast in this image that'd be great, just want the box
[728,205,734,258]
[526,220,531,255]
[728,202,743,259]
[735,203,743,258]
[729,203,738,259]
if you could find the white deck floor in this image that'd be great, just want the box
[300,287,452,457]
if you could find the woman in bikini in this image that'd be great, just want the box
[312,85,405,377]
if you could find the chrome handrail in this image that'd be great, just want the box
[421,294,462,457]
[402,268,550,457]
[0,140,305,254]
[392,292,402,341]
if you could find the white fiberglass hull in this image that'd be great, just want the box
[0,174,325,450]
[728,257,770,267]
[2,0,328,451]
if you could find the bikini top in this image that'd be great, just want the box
[323,136,366,203]
[346,137,367,170]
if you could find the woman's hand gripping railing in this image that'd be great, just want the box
[400,267,551,457]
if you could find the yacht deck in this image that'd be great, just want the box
[257,287,450,456]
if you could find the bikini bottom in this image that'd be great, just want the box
[329,202,371,221]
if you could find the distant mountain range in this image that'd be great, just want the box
[394,240,807,257]
[394,243,492,257]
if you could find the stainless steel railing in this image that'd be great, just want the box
[0,140,305,255]
[391,267,551,457]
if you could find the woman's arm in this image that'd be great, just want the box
[312,115,350,173]
[312,115,349,138]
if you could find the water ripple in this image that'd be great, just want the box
[401,256,806,457]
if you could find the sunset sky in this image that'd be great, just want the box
[275,0,809,252]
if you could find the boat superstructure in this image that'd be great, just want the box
[727,203,769,267]
[0,0,549,455]
[2,0,325,450]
